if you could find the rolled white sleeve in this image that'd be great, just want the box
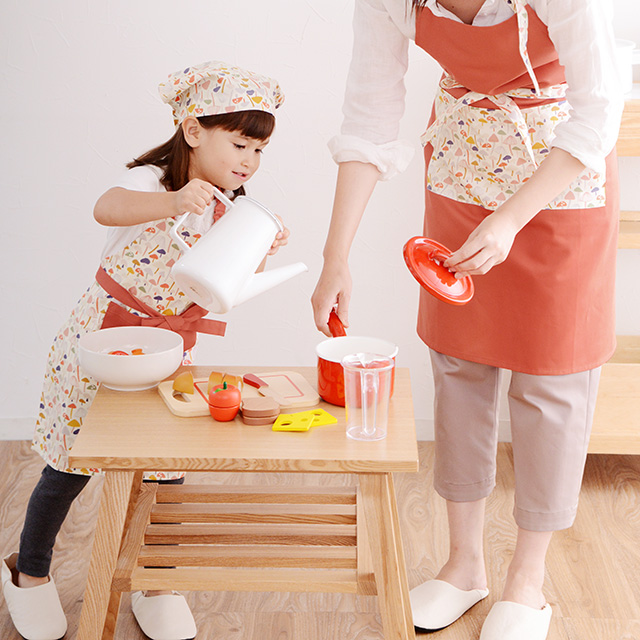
[543,0,624,174]
[329,0,415,180]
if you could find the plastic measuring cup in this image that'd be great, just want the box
[341,352,395,441]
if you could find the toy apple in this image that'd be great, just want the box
[208,381,241,421]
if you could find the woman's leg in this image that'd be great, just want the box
[430,349,503,589]
[505,367,601,608]
[501,528,552,608]
[436,498,488,591]
[409,352,499,631]
[16,465,91,585]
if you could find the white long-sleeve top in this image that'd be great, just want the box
[330,0,624,178]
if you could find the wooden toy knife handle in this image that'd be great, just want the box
[242,374,287,406]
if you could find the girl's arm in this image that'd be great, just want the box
[444,148,584,276]
[311,161,381,336]
[94,178,215,227]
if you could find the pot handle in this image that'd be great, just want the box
[169,186,235,253]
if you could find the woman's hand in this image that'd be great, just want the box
[267,216,290,255]
[174,179,216,216]
[311,258,352,337]
[445,207,520,278]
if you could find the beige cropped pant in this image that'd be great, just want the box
[430,349,601,531]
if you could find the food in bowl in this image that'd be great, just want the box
[78,326,184,391]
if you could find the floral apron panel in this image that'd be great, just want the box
[414,1,619,374]
[33,213,221,477]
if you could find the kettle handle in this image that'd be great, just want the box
[169,186,235,253]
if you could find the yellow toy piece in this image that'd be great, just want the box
[272,408,337,432]
[172,371,195,394]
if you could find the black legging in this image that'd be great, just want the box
[16,465,183,577]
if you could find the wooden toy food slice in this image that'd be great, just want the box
[241,397,280,418]
[172,371,195,394]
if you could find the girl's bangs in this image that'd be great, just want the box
[199,110,276,140]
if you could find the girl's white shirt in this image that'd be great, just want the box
[331,0,624,178]
[100,165,227,259]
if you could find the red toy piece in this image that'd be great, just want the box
[208,381,242,421]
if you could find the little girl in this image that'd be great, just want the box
[1,60,288,640]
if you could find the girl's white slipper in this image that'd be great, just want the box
[131,590,197,640]
[410,578,489,631]
[480,601,552,640]
[1,553,67,640]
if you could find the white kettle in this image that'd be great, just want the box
[170,187,307,314]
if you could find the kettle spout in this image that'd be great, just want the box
[235,262,308,307]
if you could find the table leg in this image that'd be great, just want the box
[76,470,137,640]
[360,473,415,640]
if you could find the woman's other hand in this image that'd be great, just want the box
[444,208,520,278]
[445,148,586,278]
[312,259,352,337]
[174,179,216,216]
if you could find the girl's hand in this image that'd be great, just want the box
[444,208,520,278]
[267,216,290,255]
[311,259,352,336]
[174,179,216,216]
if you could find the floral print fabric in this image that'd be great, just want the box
[420,0,606,211]
[159,60,284,127]
[421,76,606,210]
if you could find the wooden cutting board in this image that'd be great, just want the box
[158,370,320,417]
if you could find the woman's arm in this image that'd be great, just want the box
[445,148,584,276]
[94,178,216,227]
[446,0,623,277]
[311,161,381,335]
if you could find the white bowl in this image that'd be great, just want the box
[78,326,184,391]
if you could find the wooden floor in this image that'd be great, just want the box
[1,441,639,639]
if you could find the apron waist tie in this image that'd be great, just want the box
[95,267,226,351]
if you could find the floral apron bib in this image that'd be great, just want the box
[415,1,619,375]
[33,208,226,476]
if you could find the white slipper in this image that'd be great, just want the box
[1,553,67,640]
[131,590,197,640]
[480,601,552,640]
[410,578,489,631]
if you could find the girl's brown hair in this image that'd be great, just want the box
[127,110,275,195]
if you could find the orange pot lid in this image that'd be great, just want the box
[403,236,474,306]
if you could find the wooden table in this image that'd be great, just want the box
[69,366,419,640]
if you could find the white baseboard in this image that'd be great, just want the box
[0,418,35,441]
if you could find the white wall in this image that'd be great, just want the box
[1,1,638,440]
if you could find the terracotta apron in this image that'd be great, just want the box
[415,1,619,375]
[33,203,227,476]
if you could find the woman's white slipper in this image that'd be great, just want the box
[410,578,489,631]
[480,601,552,640]
[1,553,67,640]
[131,590,197,640]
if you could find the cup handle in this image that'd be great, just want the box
[361,370,379,437]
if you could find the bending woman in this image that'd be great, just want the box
[311,1,623,639]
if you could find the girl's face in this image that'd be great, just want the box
[187,123,269,191]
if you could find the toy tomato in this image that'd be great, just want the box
[208,382,241,421]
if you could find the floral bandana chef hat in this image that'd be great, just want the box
[158,60,284,127]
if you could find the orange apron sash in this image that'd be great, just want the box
[96,267,226,351]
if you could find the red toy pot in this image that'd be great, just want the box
[316,336,398,406]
